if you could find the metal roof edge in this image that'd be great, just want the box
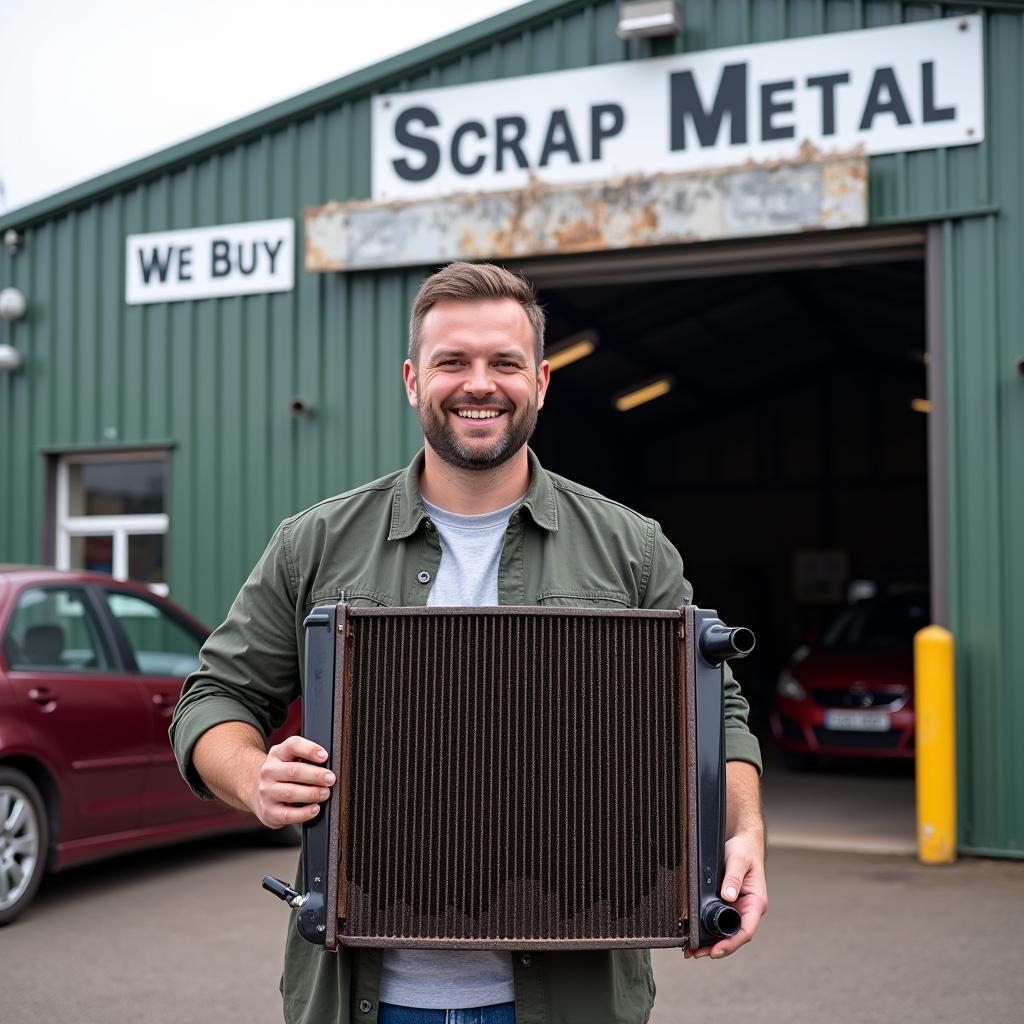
[0,0,586,232]
[2,0,1018,233]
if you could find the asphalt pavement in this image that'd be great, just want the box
[2,833,1021,1024]
[761,752,918,854]
[649,846,1024,1024]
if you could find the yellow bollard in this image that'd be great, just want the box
[915,625,957,864]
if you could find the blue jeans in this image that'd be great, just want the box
[377,1002,515,1024]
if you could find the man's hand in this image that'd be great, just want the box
[252,735,335,828]
[684,760,767,961]
[192,722,335,828]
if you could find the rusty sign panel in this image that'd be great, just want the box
[305,154,866,272]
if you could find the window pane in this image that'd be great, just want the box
[69,535,114,575]
[128,534,165,586]
[3,587,113,671]
[68,460,166,516]
[104,591,201,677]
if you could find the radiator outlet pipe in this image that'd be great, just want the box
[701,899,742,938]
[699,624,756,663]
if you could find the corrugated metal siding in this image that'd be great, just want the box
[0,0,1022,854]
[942,5,1023,857]
[0,140,425,626]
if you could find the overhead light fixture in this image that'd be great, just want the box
[911,397,931,414]
[614,376,674,412]
[617,0,682,40]
[546,330,597,371]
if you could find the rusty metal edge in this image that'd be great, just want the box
[347,605,677,619]
[305,148,868,272]
[307,143,867,219]
[684,605,700,951]
[338,935,687,950]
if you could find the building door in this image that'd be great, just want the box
[524,227,938,853]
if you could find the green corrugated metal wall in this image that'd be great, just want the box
[0,0,1021,854]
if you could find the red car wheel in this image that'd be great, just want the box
[0,767,49,926]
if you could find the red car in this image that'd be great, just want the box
[770,588,929,764]
[0,565,301,925]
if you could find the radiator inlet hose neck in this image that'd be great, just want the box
[699,624,756,663]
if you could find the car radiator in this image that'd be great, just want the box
[263,604,753,952]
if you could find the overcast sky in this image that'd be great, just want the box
[0,0,524,214]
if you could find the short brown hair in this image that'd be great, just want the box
[408,261,545,365]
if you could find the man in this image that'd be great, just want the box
[171,262,766,1024]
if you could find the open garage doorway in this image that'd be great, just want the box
[526,230,936,853]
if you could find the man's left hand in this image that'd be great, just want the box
[684,760,767,960]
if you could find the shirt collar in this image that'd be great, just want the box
[388,447,558,540]
[521,447,558,532]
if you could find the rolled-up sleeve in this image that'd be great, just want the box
[170,523,300,799]
[642,521,763,775]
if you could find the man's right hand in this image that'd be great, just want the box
[192,722,335,827]
[250,735,336,829]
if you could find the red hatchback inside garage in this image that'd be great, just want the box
[771,587,929,764]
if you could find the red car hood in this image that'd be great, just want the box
[792,648,913,689]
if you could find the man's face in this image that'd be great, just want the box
[403,298,550,471]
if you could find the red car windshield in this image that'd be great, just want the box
[822,595,930,650]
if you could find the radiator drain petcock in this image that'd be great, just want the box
[262,875,308,908]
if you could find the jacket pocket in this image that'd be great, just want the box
[305,586,392,609]
[535,588,631,608]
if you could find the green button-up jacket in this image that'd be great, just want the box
[171,449,761,1024]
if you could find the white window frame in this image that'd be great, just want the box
[55,451,170,597]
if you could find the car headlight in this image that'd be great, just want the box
[791,644,811,665]
[776,670,806,702]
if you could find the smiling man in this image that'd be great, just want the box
[171,262,766,1024]
[409,290,548,476]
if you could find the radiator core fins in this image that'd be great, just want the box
[343,610,683,946]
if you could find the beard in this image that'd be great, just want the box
[418,390,539,471]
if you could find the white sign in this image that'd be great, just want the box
[373,16,983,201]
[125,218,294,305]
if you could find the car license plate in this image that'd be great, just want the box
[824,709,891,731]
